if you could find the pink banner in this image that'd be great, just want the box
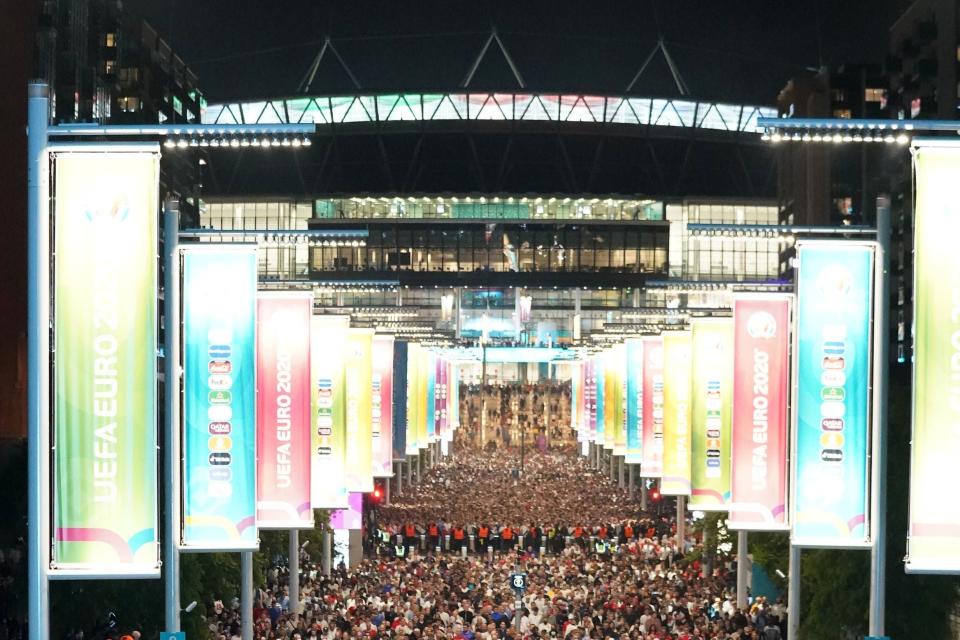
[372,335,394,477]
[437,357,447,440]
[586,359,597,441]
[641,337,664,477]
[256,293,314,529]
[729,296,791,530]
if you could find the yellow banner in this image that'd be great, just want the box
[344,329,374,492]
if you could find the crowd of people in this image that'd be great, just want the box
[193,446,788,640]
[373,449,657,546]
[458,383,574,450]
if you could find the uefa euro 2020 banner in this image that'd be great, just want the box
[625,340,643,464]
[729,294,791,531]
[256,292,313,529]
[405,342,421,455]
[372,335,395,478]
[344,329,374,493]
[661,331,692,496]
[613,343,627,457]
[689,319,734,511]
[182,246,257,550]
[793,241,875,548]
[52,147,160,576]
[908,143,960,572]
[311,316,350,509]
[641,337,664,478]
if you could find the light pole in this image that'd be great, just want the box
[163,197,182,633]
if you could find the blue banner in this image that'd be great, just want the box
[392,341,408,460]
[181,246,258,550]
[625,339,644,464]
[793,242,874,547]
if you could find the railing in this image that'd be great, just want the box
[203,92,776,135]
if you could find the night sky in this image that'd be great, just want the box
[124,0,901,105]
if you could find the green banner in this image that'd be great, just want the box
[689,319,734,510]
[908,145,960,572]
[311,316,349,509]
[52,148,159,576]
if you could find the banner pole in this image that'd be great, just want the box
[289,530,300,618]
[163,197,182,632]
[869,197,890,636]
[736,530,749,609]
[241,551,253,640]
[27,80,50,640]
[787,545,801,638]
[676,496,685,554]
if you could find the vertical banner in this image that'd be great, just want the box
[908,144,960,572]
[641,337,664,477]
[182,246,257,550]
[613,344,627,456]
[256,292,313,529]
[661,331,692,496]
[372,335,395,477]
[625,340,644,464]
[603,350,616,451]
[595,355,606,446]
[311,316,349,509]
[586,358,597,442]
[729,295,791,531]
[448,362,460,432]
[52,148,160,576]
[571,362,584,440]
[689,319,734,511]
[793,242,874,547]
[392,341,408,461]
[344,329,374,493]
[406,343,421,455]
[426,351,437,442]
[417,347,429,449]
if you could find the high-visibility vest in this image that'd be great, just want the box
[454,528,465,540]
[395,545,406,557]
[429,524,439,536]
[574,526,584,538]
[595,542,606,554]
[479,527,489,538]
[405,524,415,537]
[624,526,634,540]
[502,527,513,540]
[599,526,608,539]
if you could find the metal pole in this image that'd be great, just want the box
[736,530,749,609]
[163,197,182,632]
[241,552,253,640]
[618,456,625,489]
[628,464,636,499]
[787,545,800,638]
[676,496,685,554]
[289,530,300,618]
[609,449,616,481]
[384,471,391,506]
[322,529,332,576]
[396,461,403,495]
[640,479,647,511]
[27,80,50,640]
[869,195,890,638]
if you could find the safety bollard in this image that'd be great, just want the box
[420,534,426,551]
[461,545,467,559]
[469,535,475,553]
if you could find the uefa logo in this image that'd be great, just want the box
[84,197,129,224]
[816,265,853,301]
[747,311,777,339]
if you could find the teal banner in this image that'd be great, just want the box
[793,242,874,547]
[181,246,258,550]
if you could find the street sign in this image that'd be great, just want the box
[510,573,527,593]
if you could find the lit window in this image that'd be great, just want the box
[118,96,140,112]
[864,88,884,102]
[105,33,115,47]
[832,109,852,119]
[104,60,115,75]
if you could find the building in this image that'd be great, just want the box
[34,0,204,125]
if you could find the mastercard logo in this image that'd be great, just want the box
[820,432,845,449]
[747,311,777,339]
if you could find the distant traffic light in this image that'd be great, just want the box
[649,489,661,502]
[373,487,382,500]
